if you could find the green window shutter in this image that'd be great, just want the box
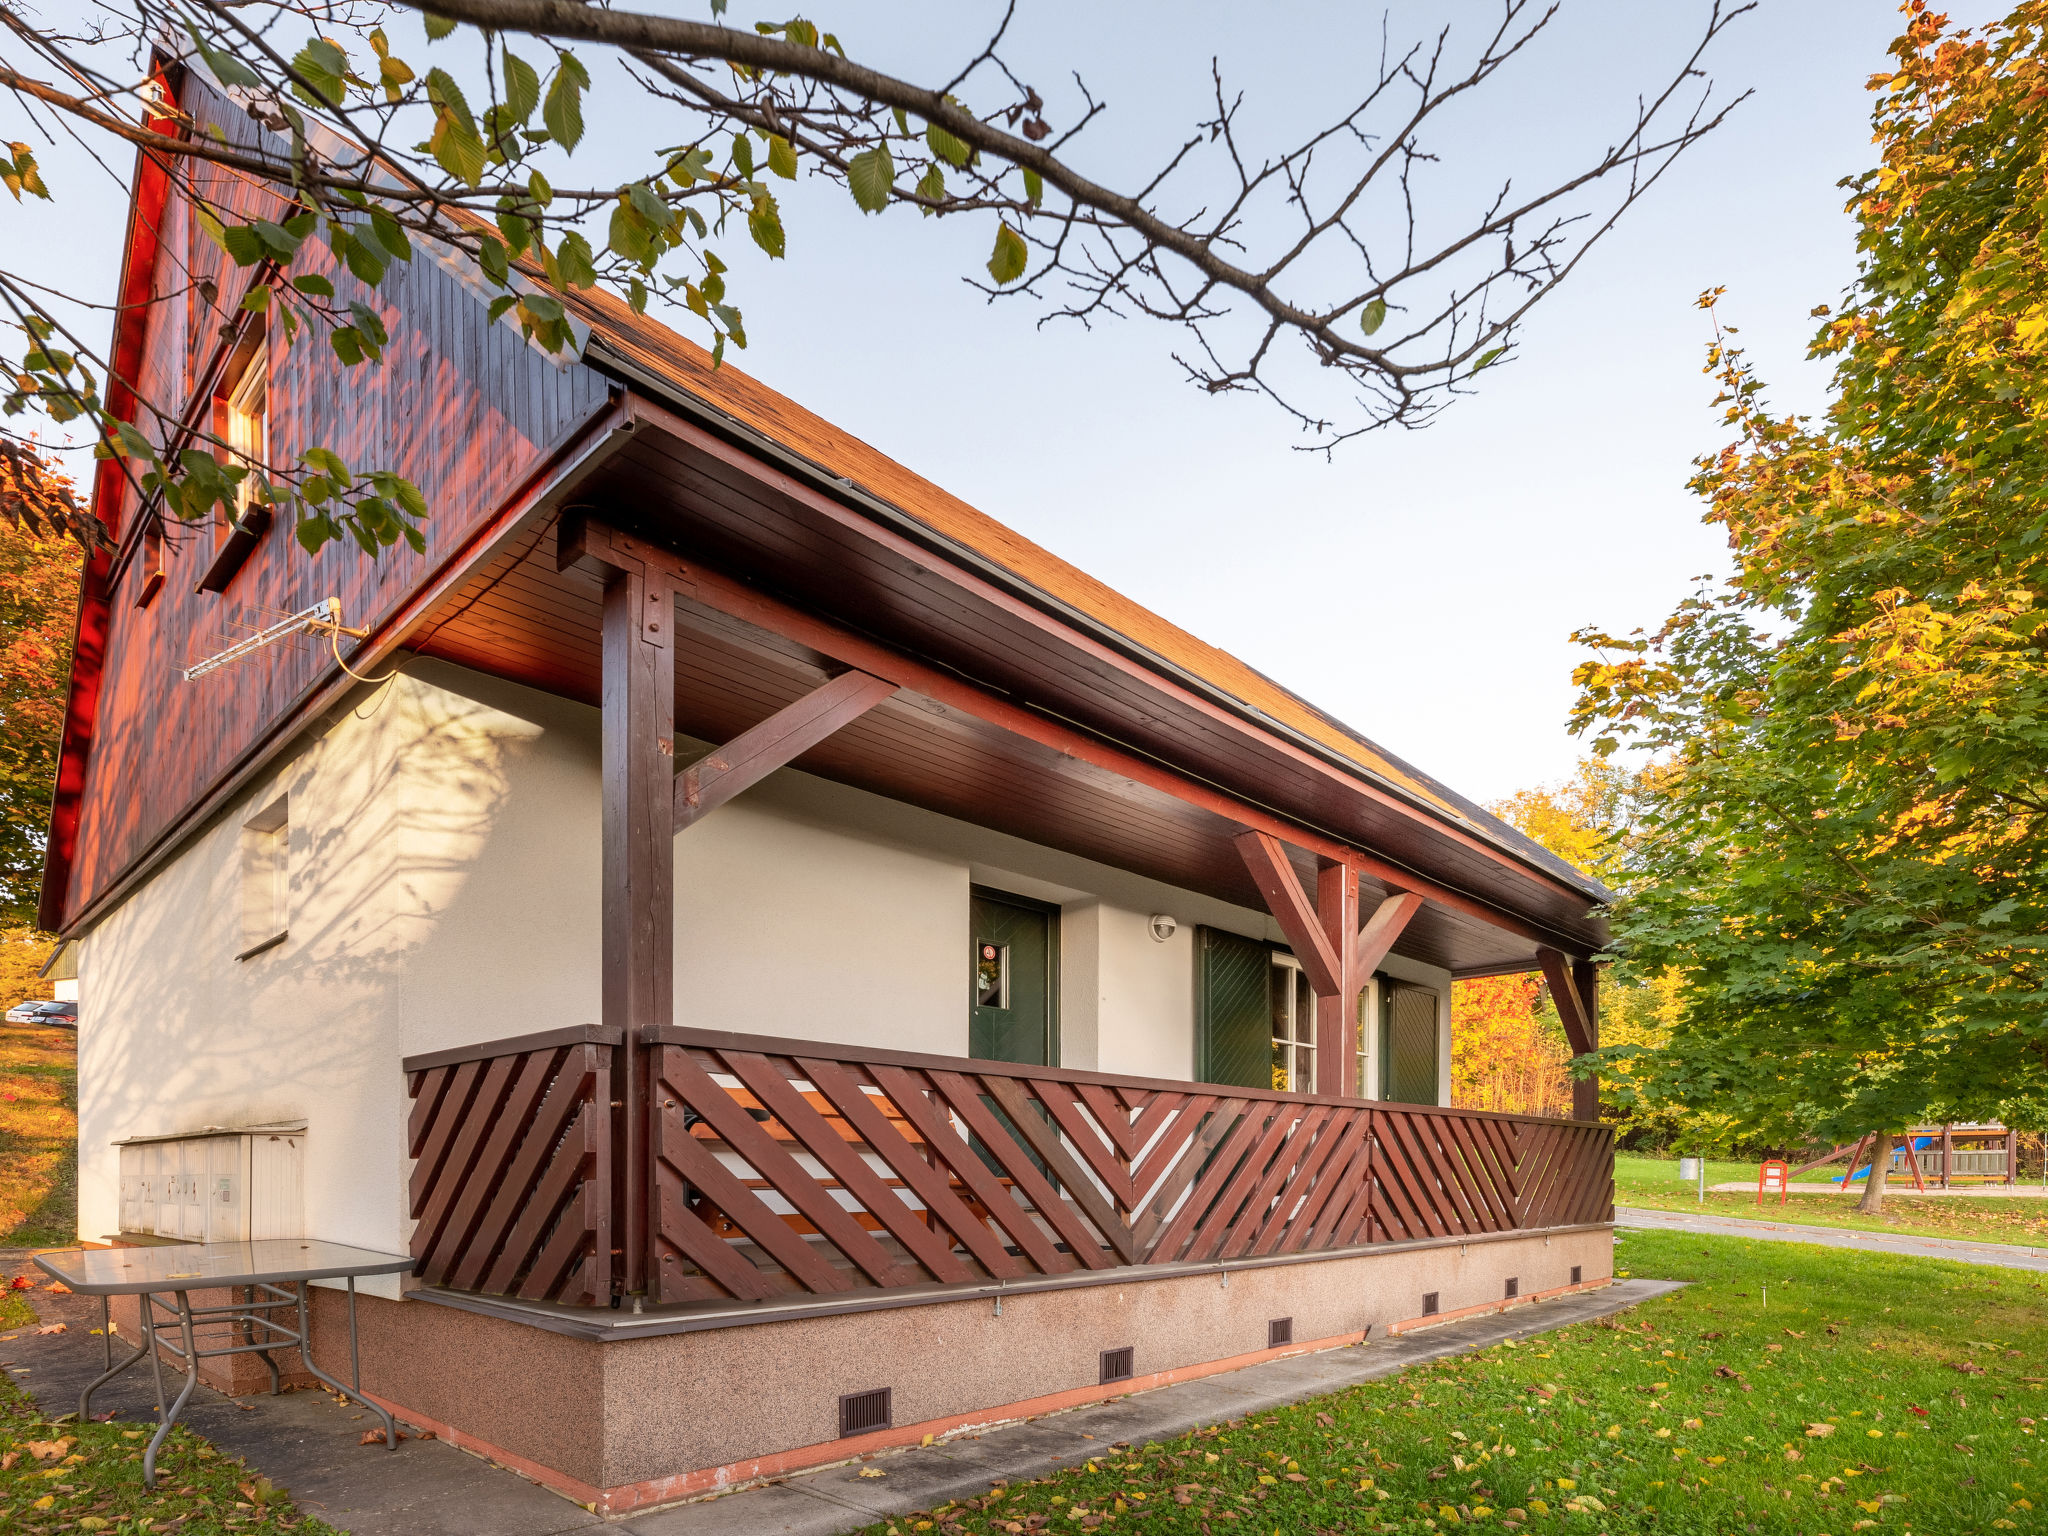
[1197,926,1270,1090]
[1380,981,1440,1105]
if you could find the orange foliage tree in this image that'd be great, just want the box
[1451,971,1571,1117]
[0,448,83,928]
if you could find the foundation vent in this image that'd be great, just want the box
[1421,1291,1440,1316]
[1505,1277,1519,1299]
[1100,1346,1134,1385]
[838,1387,892,1438]
[1267,1317,1293,1349]
[1571,1265,1583,1285]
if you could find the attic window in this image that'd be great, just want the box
[197,322,271,594]
[238,793,289,961]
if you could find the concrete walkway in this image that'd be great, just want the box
[1,1247,1680,1536]
[1616,1204,2048,1269]
[1706,1181,2048,1198]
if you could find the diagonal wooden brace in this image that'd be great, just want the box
[1353,891,1424,976]
[675,669,897,831]
[1233,830,1341,996]
[1536,946,1601,1123]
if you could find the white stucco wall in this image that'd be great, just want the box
[72,657,1463,1256]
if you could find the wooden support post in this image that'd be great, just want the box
[2009,1127,2020,1187]
[1315,862,1360,1097]
[1536,948,1601,1124]
[562,515,677,1296]
[1940,1123,1952,1190]
[1841,1132,1873,1193]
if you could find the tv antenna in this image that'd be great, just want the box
[182,597,369,682]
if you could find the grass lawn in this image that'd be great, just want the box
[0,1020,77,1247]
[1617,1154,2048,1251]
[848,1228,2047,1536]
[0,1348,340,1533]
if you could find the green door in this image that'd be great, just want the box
[970,889,1057,1065]
[1379,980,1440,1105]
[1196,926,1272,1090]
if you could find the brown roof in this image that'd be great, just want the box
[568,286,1605,901]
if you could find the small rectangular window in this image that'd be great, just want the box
[1505,1276,1519,1300]
[976,941,1009,1009]
[1267,1317,1293,1349]
[1099,1346,1134,1384]
[1269,954,1315,1094]
[1570,1265,1583,1286]
[222,336,267,521]
[1420,1291,1439,1317]
[238,794,288,959]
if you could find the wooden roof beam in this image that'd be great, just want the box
[563,514,1579,956]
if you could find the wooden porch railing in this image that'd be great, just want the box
[645,1026,1612,1307]
[404,1026,618,1306]
[404,1024,1611,1309]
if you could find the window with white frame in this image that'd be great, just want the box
[239,794,288,958]
[1268,953,1315,1094]
[221,332,267,521]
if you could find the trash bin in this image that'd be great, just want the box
[1677,1157,1702,1181]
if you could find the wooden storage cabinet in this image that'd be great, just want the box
[115,1124,304,1243]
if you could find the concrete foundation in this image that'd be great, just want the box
[109,1225,1610,1517]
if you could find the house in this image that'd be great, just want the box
[42,61,1615,1516]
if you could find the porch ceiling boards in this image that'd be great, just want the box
[408,411,1603,977]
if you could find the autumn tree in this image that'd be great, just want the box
[1,1,1747,554]
[1570,0,2048,1210]
[0,447,80,928]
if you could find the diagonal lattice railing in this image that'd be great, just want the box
[404,1026,617,1306]
[644,1026,1612,1306]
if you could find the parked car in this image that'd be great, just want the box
[4,998,76,1028]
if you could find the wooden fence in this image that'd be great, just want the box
[404,1026,618,1306]
[406,1025,1611,1309]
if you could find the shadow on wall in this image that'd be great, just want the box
[75,661,601,1241]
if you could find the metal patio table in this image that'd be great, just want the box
[34,1239,414,1487]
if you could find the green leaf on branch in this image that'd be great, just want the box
[1473,345,1506,371]
[926,123,971,168]
[426,69,486,187]
[1021,166,1042,207]
[422,10,458,41]
[730,134,755,179]
[1,142,51,202]
[183,23,263,88]
[916,163,944,210]
[847,144,894,213]
[290,37,350,109]
[501,49,542,123]
[747,192,785,259]
[986,222,1028,285]
[544,52,590,153]
[292,274,335,298]
[1360,297,1387,336]
[766,134,797,179]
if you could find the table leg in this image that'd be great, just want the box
[100,1296,110,1372]
[141,1293,201,1490]
[77,1299,150,1425]
[244,1285,280,1395]
[292,1280,395,1450]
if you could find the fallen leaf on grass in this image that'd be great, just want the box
[0,1450,16,1469]
[24,1437,75,1462]
[1951,1361,1986,1375]
[1806,1424,1836,1438]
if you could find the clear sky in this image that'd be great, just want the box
[11,1,1994,805]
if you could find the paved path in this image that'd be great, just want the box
[0,1247,1679,1536]
[1706,1181,2048,1198]
[1616,1204,2048,1269]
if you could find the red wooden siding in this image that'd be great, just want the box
[56,77,611,928]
